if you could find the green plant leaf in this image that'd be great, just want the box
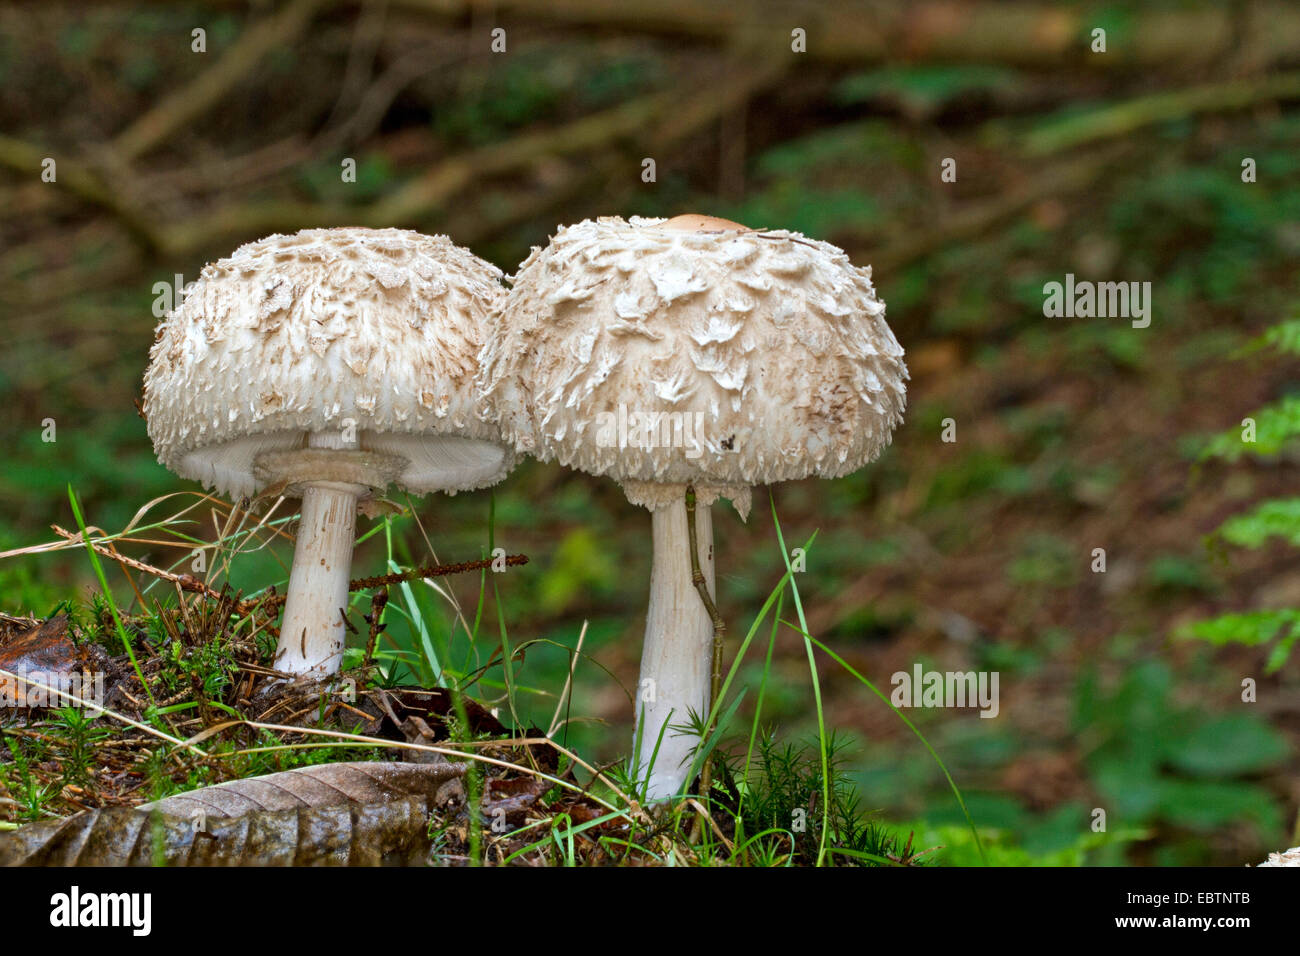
[1216,497,1300,548]
[1166,715,1289,777]
[1198,395,1300,462]
[1091,758,1164,820]
[1250,317,1300,356]
[1176,609,1300,648]
[1155,778,1282,834]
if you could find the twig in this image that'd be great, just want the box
[2,56,785,269]
[1014,69,1300,156]
[112,0,327,162]
[334,554,530,601]
[684,484,725,820]
[361,587,389,671]
[0,667,206,756]
[0,135,163,252]
[163,61,785,248]
[51,524,231,605]
[150,0,1300,68]
[864,143,1132,276]
[684,487,725,699]
[48,525,528,614]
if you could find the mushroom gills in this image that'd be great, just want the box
[364,432,508,494]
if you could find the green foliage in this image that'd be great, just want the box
[1144,554,1219,596]
[1108,167,1273,303]
[46,707,112,786]
[0,534,65,614]
[435,47,661,145]
[1246,319,1300,356]
[297,154,394,203]
[0,415,173,536]
[1184,310,1300,670]
[907,820,1144,867]
[156,625,239,701]
[1177,610,1300,675]
[725,184,880,244]
[1198,394,1300,462]
[1,737,56,822]
[1074,660,1286,850]
[752,120,918,177]
[729,732,902,867]
[1167,714,1291,777]
[1216,498,1300,548]
[924,448,1035,508]
[1007,533,1077,589]
[536,527,618,616]
[719,121,919,238]
[834,65,1021,115]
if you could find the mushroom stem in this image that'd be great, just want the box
[275,432,365,678]
[633,495,715,800]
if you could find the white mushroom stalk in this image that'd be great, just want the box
[275,432,367,676]
[621,481,719,795]
[478,214,908,800]
[143,228,514,680]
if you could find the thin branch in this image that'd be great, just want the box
[0,134,163,252]
[2,57,786,267]
[863,143,1133,276]
[112,0,328,162]
[49,523,528,614]
[1014,69,1300,156]
[132,0,1300,69]
[684,484,725,812]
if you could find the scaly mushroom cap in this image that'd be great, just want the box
[144,227,513,499]
[478,216,908,507]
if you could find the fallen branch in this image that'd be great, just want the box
[859,69,1300,273]
[112,0,328,162]
[0,135,163,252]
[125,0,1300,69]
[1013,69,1300,155]
[862,142,1132,276]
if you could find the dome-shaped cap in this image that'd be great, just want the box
[478,216,908,498]
[144,227,513,499]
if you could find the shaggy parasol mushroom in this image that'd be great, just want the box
[1258,847,1300,866]
[479,214,908,798]
[144,227,512,678]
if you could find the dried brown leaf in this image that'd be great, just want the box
[1,761,465,866]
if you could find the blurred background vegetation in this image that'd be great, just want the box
[2,0,1299,864]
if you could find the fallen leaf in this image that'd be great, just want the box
[0,614,107,709]
[1,761,467,866]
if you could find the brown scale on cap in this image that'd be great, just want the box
[661,213,749,233]
[478,213,907,800]
[478,213,908,514]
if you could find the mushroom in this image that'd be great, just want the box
[479,215,907,798]
[1258,847,1300,866]
[144,227,512,679]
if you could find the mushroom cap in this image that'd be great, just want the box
[1259,846,1300,866]
[478,216,908,496]
[144,227,513,499]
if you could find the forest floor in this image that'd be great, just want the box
[2,2,1299,864]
